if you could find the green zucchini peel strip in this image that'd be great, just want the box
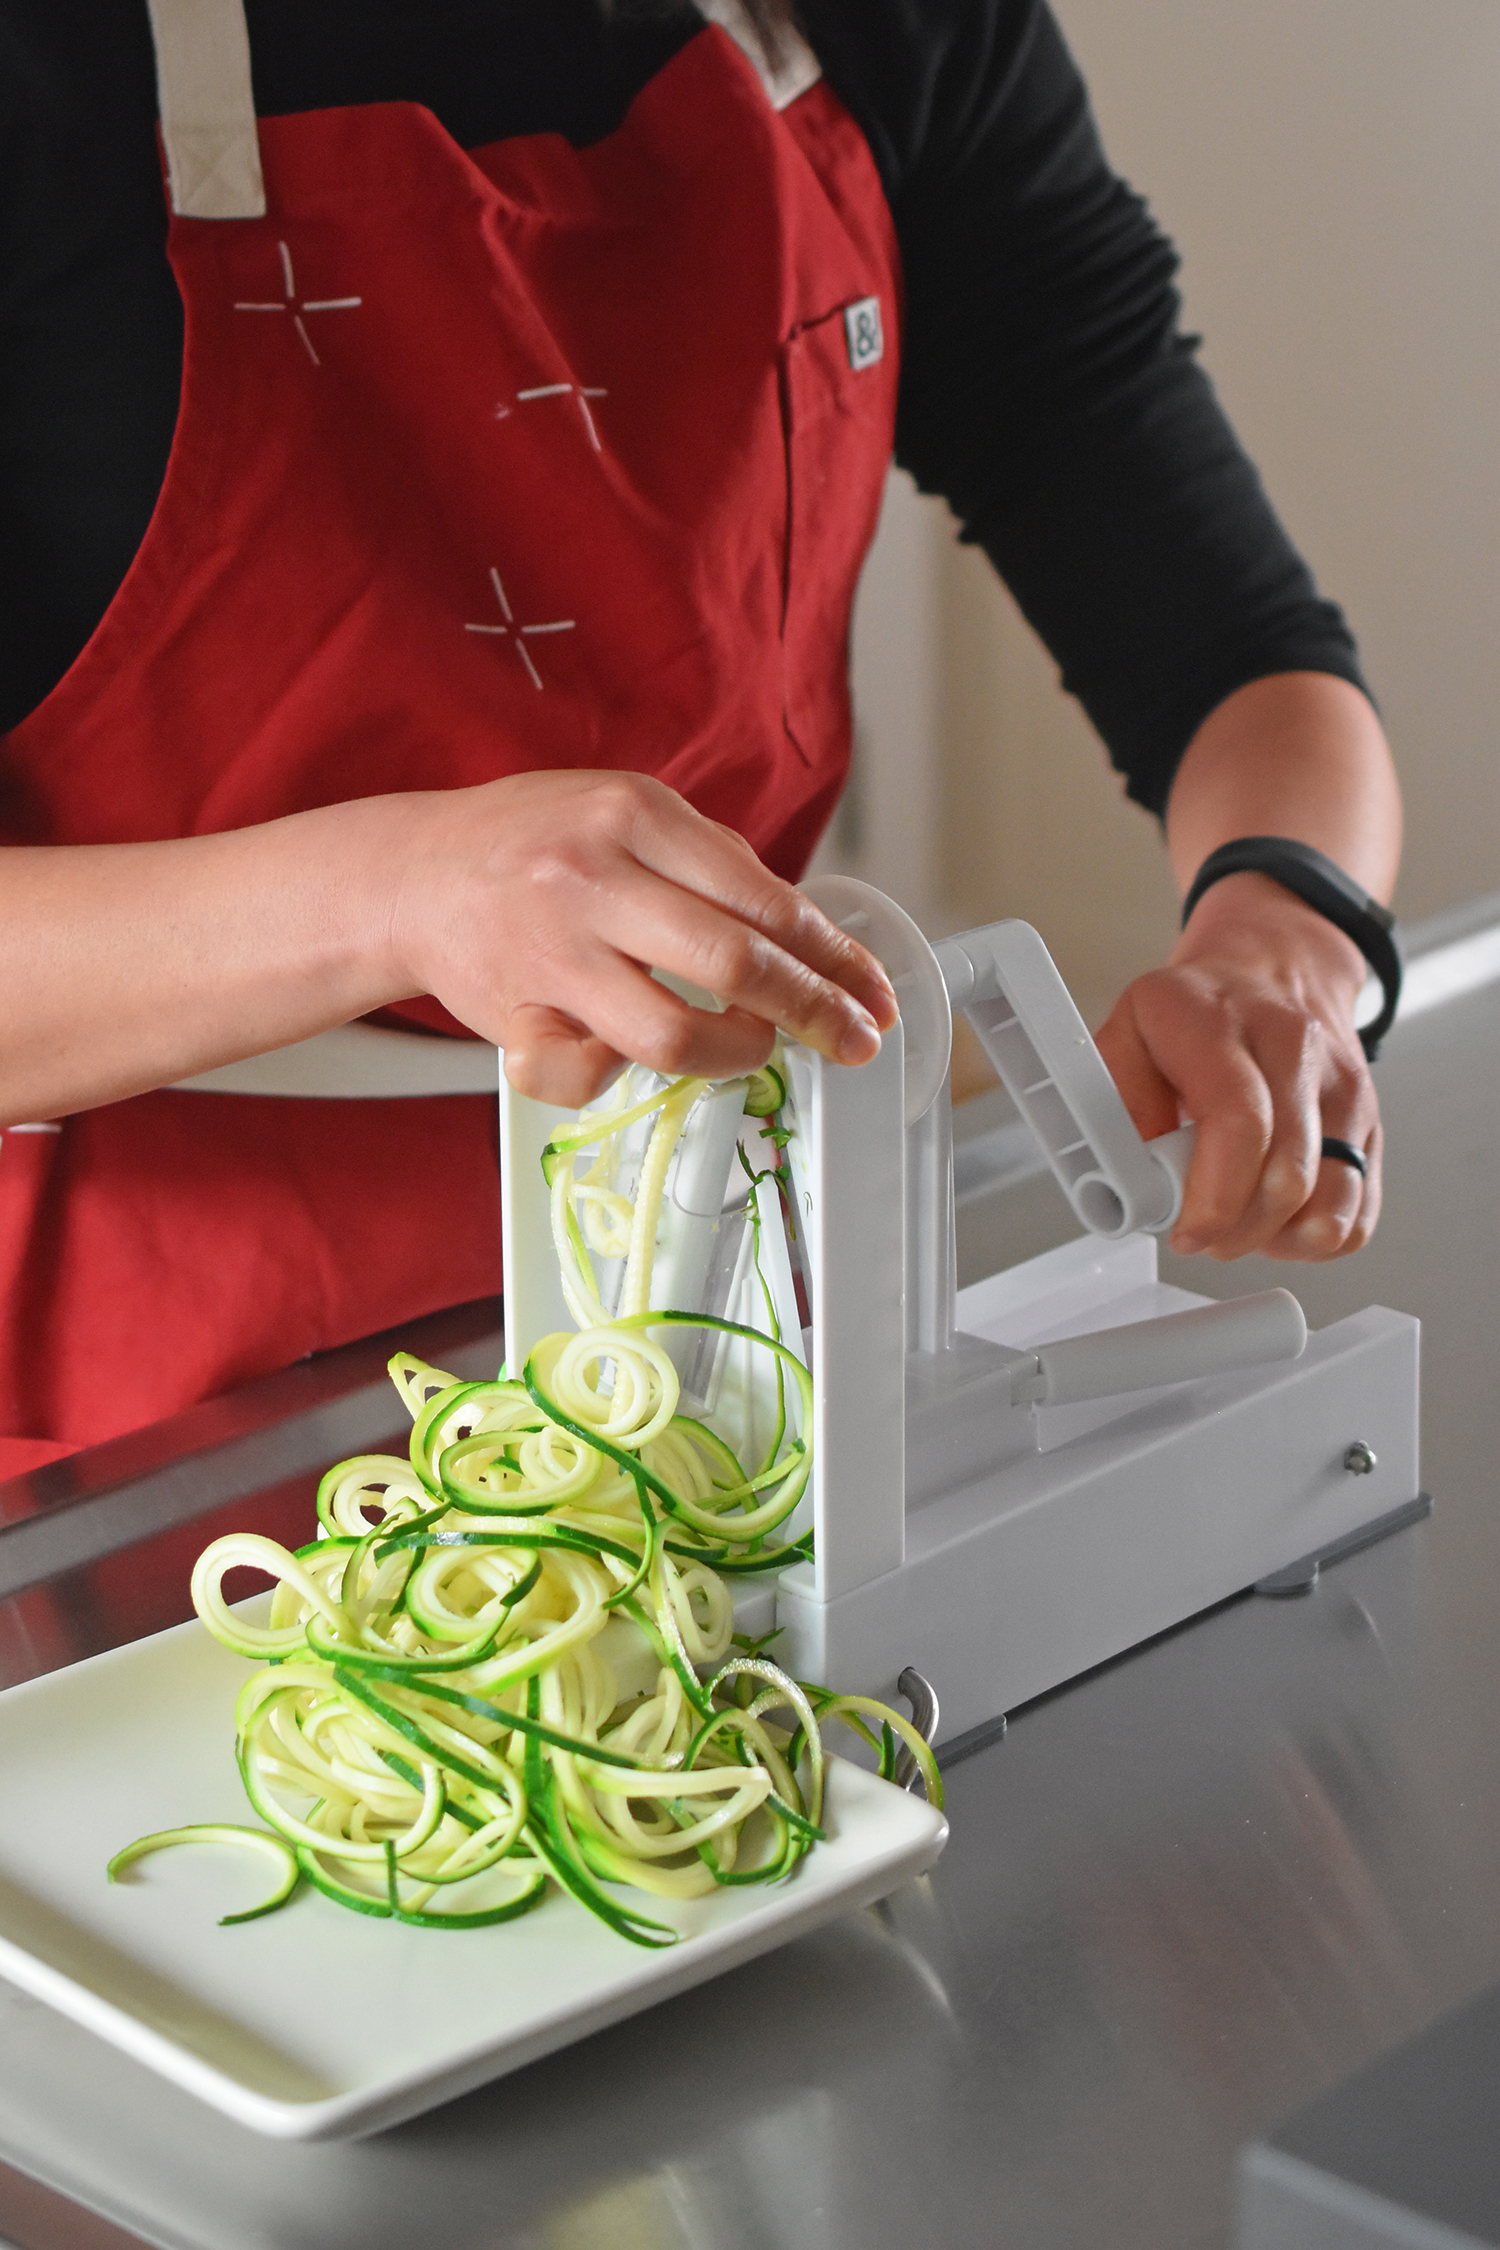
[107,1824,300,1926]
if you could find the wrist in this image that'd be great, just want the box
[292,792,432,1008]
[1173,871,1369,1011]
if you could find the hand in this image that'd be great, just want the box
[1095,872,1380,1261]
[384,770,898,1106]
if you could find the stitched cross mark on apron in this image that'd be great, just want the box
[498,385,610,452]
[232,239,362,366]
[463,570,578,692]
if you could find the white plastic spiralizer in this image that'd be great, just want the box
[500,879,1422,1749]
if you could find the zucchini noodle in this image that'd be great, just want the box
[111,1062,941,1942]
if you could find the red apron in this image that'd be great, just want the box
[0,17,900,1468]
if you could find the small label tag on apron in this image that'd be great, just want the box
[844,296,884,371]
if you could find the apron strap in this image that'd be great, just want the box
[145,0,266,219]
[696,1,822,110]
[141,2,813,223]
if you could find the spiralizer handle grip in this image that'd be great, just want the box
[1143,1122,1196,1234]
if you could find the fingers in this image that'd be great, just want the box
[1200,1023,1378,1263]
[1260,1117,1382,1263]
[1094,1000,1182,1143]
[398,774,904,1098]
[508,943,786,1091]
[1177,1004,1322,1258]
[499,975,786,1109]
[1098,973,1274,1254]
[584,865,885,1067]
[423,772,898,1079]
[619,788,899,1035]
[501,1007,629,1110]
[1100,964,1380,1263]
[529,774,898,1045]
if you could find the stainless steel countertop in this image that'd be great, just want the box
[3,981,1498,2250]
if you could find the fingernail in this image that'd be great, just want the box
[837,1010,882,1064]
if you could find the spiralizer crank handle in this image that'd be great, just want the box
[1007,1289,1308,1408]
[934,921,1194,1238]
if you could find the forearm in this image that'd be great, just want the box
[1165,670,1402,1017]
[0,799,408,1127]
[1166,670,1400,904]
[0,770,897,1129]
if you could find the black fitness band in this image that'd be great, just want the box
[1180,836,1402,1061]
[1320,1135,1369,1180]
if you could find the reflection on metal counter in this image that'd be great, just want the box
[1239,1980,1500,2248]
[0,1893,963,2250]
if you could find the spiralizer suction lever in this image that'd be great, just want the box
[1006,1289,1308,1406]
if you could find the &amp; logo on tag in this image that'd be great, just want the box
[843,296,884,371]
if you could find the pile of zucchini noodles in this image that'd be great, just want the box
[110,1065,940,1943]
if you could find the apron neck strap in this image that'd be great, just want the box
[696,1,822,110]
[145,0,266,219]
[142,1,814,222]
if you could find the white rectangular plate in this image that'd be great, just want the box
[0,1618,946,2141]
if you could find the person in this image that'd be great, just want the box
[0,0,1401,1472]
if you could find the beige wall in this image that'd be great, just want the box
[822,0,1500,1030]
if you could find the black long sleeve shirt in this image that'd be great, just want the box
[0,0,1366,813]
